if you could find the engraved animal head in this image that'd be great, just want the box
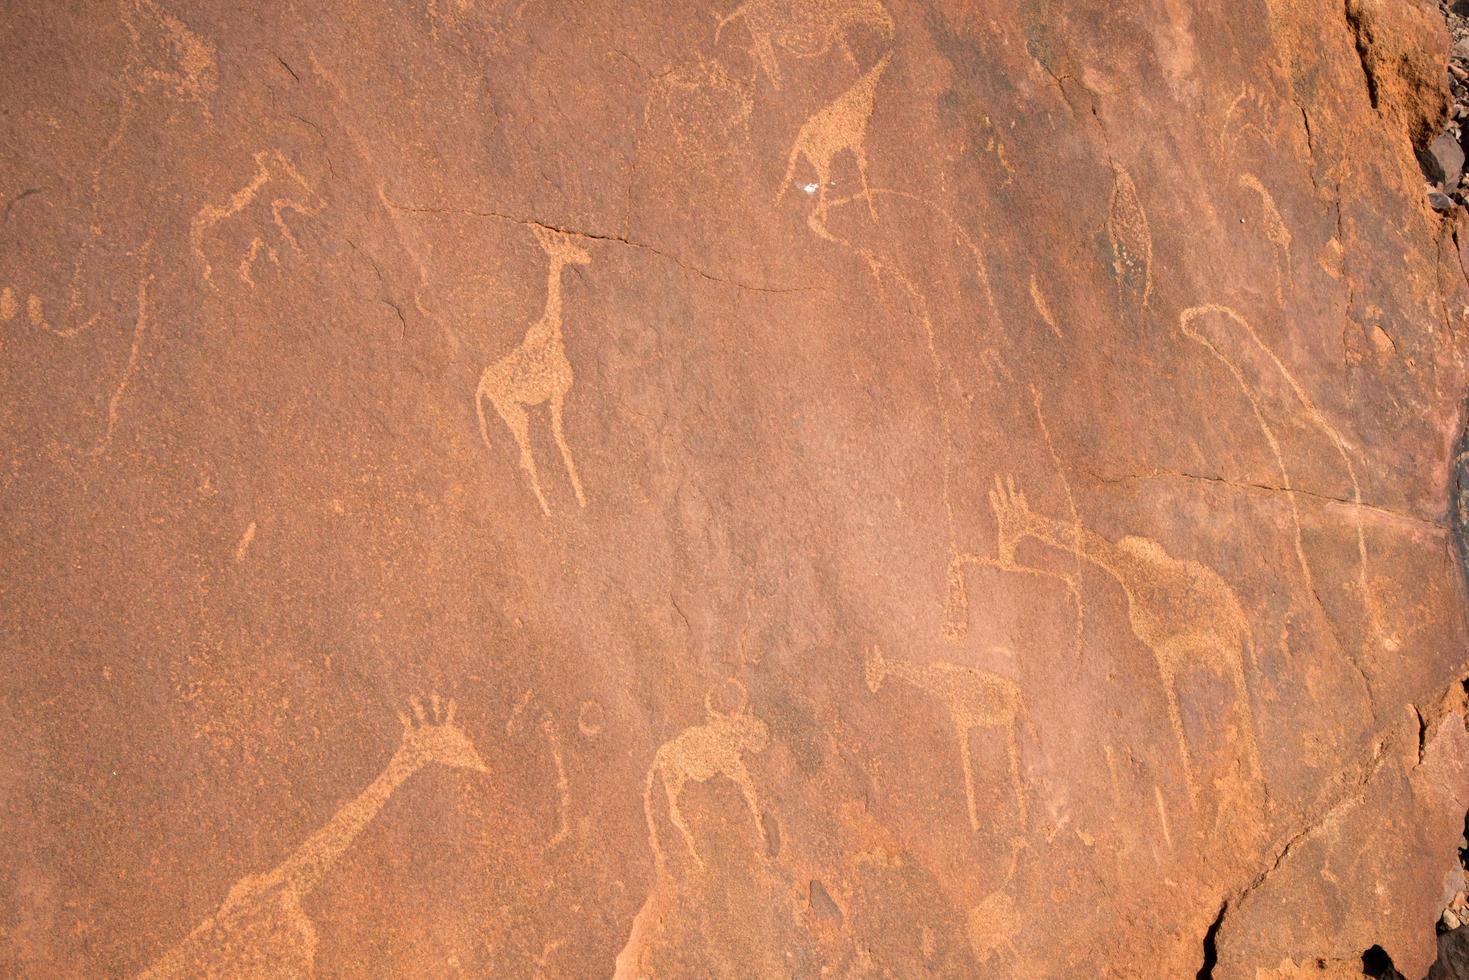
[531,224,592,267]
[396,695,489,773]
[988,475,1038,563]
[863,644,887,693]
[705,680,770,752]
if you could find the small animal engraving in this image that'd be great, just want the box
[864,645,1029,828]
[714,0,894,89]
[190,149,324,286]
[643,682,770,869]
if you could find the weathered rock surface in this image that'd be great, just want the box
[3,0,1469,976]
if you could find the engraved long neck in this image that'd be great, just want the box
[888,658,931,690]
[273,748,418,898]
[1030,515,1123,579]
[541,258,566,335]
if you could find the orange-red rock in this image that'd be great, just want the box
[3,0,1469,976]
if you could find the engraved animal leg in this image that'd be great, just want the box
[664,772,704,867]
[1004,718,1027,824]
[855,145,877,221]
[778,139,806,205]
[957,722,981,832]
[755,35,783,89]
[491,395,551,516]
[1225,646,1263,785]
[550,393,586,507]
[732,765,767,849]
[1161,678,1196,805]
[644,766,667,872]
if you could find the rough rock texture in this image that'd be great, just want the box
[4,0,1469,977]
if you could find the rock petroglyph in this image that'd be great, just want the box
[476,225,591,517]
[138,697,486,978]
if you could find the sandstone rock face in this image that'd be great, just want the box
[3,0,1469,977]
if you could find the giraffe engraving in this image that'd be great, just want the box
[137,696,487,978]
[643,683,770,870]
[475,225,591,517]
[863,645,1029,829]
[987,476,1262,799]
[778,52,891,224]
[1177,304,1382,655]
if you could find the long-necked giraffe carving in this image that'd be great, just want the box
[138,697,487,978]
[476,225,591,517]
[863,645,1029,829]
[987,476,1262,800]
[778,51,891,226]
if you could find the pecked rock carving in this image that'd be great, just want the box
[715,0,893,90]
[643,682,770,870]
[137,697,486,979]
[1106,163,1153,308]
[778,52,891,226]
[475,224,591,517]
[7,0,1469,975]
[864,644,1030,828]
[190,149,325,287]
[989,476,1262,801]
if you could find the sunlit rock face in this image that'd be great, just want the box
[3,0,1469,976]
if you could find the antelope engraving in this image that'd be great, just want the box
[189,149,324,286]
[864,645,1029,829]
[138,697,487,978]
[988,476,1261,798]
[475,225,591,517]
[643,683,770,869]
[778,52,891,224]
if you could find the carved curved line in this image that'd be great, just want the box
[945,553,1083,664]
[1178,304,1317,600]
[1179,304,1373,636]
[1030,386,1086,662]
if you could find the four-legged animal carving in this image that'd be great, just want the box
[715,0,893,89]
[643,684,770,869]
[190,149,324,286]
[138,697,487,978]
[864,645,1029,828]
[778,52,890,224]
[476,225,591,517]
[988,476,1261,798]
